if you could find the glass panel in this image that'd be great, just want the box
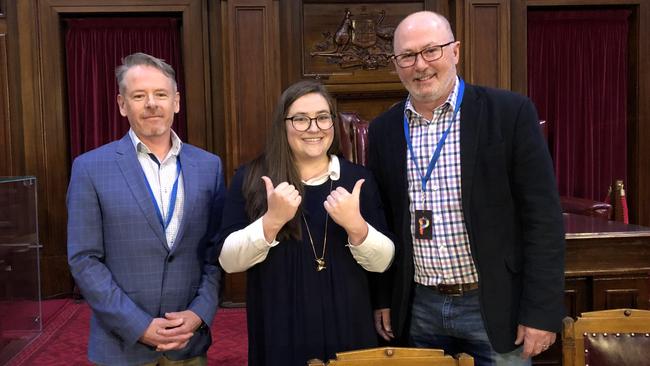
[0,177,41,364]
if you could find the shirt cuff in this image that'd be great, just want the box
[347,224,394,273]
[251,217,280,249]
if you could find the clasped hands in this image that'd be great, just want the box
[140,310,203,352]
[261,176,368,244]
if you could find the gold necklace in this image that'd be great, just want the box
[301,179,332,271]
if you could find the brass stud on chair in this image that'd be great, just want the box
[631,333,636,337]
[615,333,621,337]
[384,348,394,357]
[603,333,608,337]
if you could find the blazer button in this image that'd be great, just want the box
[167,255,174,263]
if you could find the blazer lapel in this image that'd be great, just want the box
[115,134,168,248]
[460,84,483,222]
[171,146,197,251]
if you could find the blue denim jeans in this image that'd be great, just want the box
[409,284,531,366]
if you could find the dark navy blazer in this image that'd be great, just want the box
[368,83,566,353]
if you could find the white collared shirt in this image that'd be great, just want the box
[219,155,394,273]
[129,128,184,249]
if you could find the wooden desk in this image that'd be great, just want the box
[535,214,650,365]
[563,213,650,314]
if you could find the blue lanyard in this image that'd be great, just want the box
[142,158,182,230]
[403,78,465,192]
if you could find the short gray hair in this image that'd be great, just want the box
[115,52,177,94]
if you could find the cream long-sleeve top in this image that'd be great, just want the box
[219,155,394,273]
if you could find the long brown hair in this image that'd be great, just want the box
[242,80,340,240]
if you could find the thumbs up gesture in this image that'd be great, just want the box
[324,179,368,245]
[261,176,302,242]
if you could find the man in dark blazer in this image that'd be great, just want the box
[67,53,225,365]
[368,11,565,365]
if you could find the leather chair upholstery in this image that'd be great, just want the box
[584,332,650,366]
[560,196,612,220]
[562,309,650,366]
[337,112,369,166]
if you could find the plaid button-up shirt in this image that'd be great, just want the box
[405,77,478,285]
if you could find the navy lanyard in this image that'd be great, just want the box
[403,78,465,192]
[142,158,182,230]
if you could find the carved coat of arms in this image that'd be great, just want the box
[311,9,395,70]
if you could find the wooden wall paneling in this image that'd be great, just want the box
[593,275,650,310]
[458,0,511,89]
[208,0,226,159]
[221,0,281,304]
[335,92,405,122]
[3,1,25,179]
[223,0,280,175]
[634,2,650,227]
[510,0,527,94]
[0,0,5,18]
[30,0,209,298]
[0,32,11,177]
[564,277,590,318]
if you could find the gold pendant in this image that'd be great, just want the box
[316,258,326,271]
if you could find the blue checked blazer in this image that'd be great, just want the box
[67,134,225,365]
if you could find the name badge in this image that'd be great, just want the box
[414,210,433,240]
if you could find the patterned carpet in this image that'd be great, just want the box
[6,300,247,365]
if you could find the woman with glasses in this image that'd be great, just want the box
[217,79,395,366]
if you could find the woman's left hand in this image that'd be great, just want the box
[324,179,368,245]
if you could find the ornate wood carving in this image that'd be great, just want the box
[310,8,394,70]
[302,3,422,84]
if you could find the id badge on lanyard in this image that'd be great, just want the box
[404,79,465,240]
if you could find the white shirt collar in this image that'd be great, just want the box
[302,155,341,186]
[128,128,182,162]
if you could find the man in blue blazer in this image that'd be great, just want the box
[368,12,565,365]
[67,53,225,365]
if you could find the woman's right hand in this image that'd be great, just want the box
[261,176,301,241]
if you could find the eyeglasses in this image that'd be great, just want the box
[285,113,334,131]
[392,41,456,68]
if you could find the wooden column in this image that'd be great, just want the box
[221,0,281,304]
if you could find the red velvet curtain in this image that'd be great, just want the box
[527,9,630,202]
[65,17,186,160]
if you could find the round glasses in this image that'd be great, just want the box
[285,113,334,131]
[392,41,456,68]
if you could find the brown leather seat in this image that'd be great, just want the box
[562,308,650,366]
[337,112,369,166]
[307,347,474,366]
[560,196,612,220]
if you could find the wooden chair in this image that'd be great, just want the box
[562,308,650,366]
[307,347,474,366]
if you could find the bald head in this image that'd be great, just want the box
[393,11,455,54]
[390,10,460,116]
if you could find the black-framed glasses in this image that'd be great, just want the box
[392,41,456,68]
[285,113,334,131]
